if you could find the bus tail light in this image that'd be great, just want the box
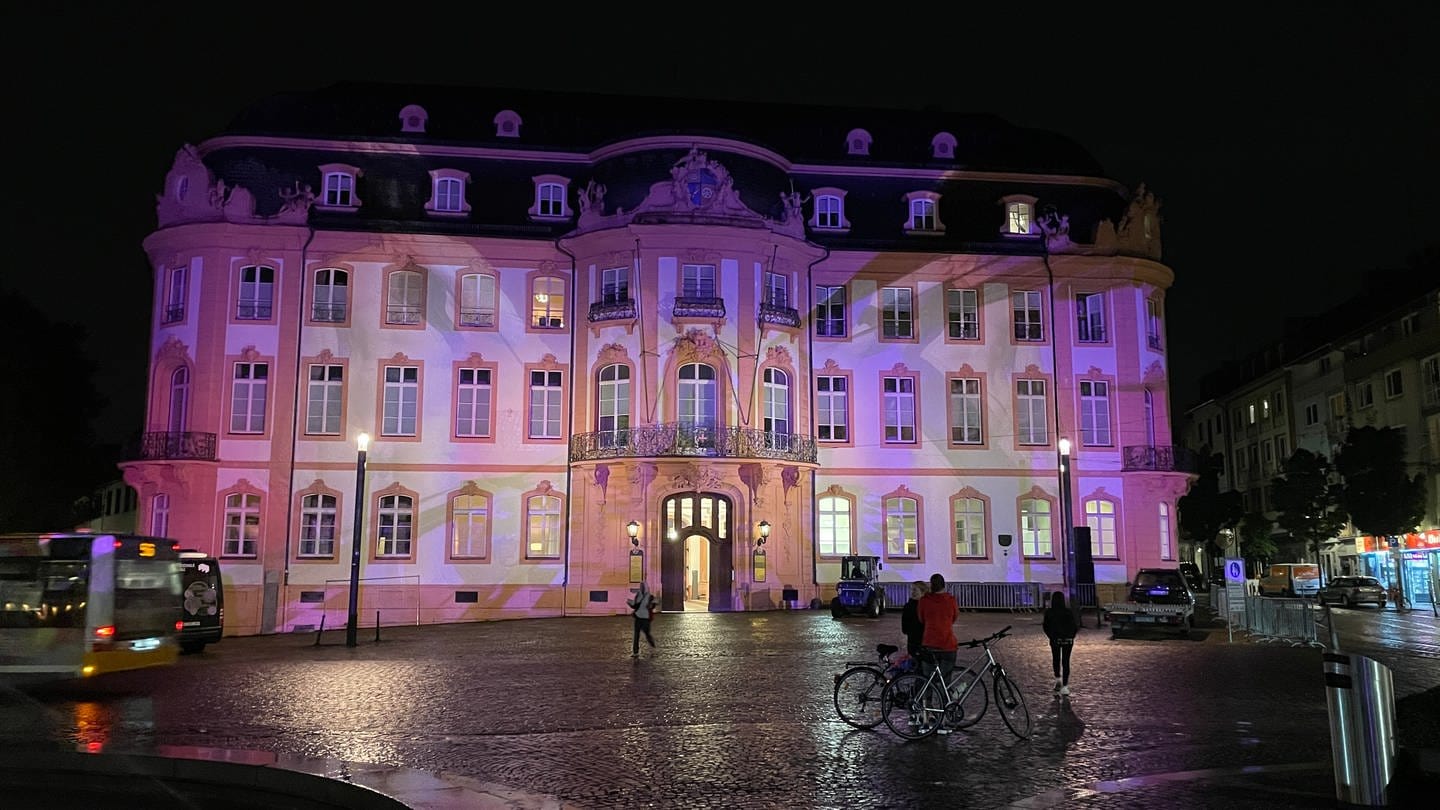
[94,625,116,639]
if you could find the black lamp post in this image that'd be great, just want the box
[1058,437,1076,612]
[346,432,369,648]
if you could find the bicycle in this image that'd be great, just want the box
[880,625,1031,741]
[833,642,911,729]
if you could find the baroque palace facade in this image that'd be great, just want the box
[124,82,1192,635]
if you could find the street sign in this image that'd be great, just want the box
[1224,558,1246,585]
[1223,557,1247,644]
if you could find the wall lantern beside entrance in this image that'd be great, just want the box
[753,520,770,582]
[627,520,643,583]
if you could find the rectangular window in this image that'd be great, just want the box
[1079,380,1111,446]
[1304,403,1319,425]
[1020,498,1052,557]
[883,376,916,443]
[460,273,496,327]
[1012,290,1043,341]
[312,268,348,322]
[1159,503,1173,560]
[382,365,419,436]
[377,494,413,557]
[601,267,629,304]
[538,183,564,217]
[909,199,936,231]
[1084,500,1117,557]
[1276,435,1288,463]
[1248,403,1257,424]
[764,271,788,307]
[953,497,985,557]
[435,177,463,212]
[451,494,489,559]
[1016,379,1048,445]
[817,195,842,229]
[1422,355,1440,409]
[1356,381,1374,409]
[526,495,562,559]
[885,497,919,557]
[817,496,852,556]
[1328,392,1346,418]
[305,364,343,435]
[151,493,170,537]
[323,172,353,207]
[1146,299,1163,349]
[816,376,848,442]
[529,370,563,438]
[299,493,337,557]
[1262,440,1274,473]
[164,267,187,323]
[1076,292,1105,342]
[946,288,979,340]
[880,287,913,339]
[815,285,846,337]
[222,492,261,556]
[1384,369,1403,398]
[387,271,423,324]
[456,368,492,437]
[1319,356,1332,374]
[237,266,274,320]
[230,362,268,433]
[949,378,982,444]
[681,264,716,298]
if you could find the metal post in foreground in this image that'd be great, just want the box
[347,432,369,647]
[1324,648,1397,806]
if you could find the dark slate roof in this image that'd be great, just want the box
[224,80,1106,177]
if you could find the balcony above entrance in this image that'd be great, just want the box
[570,423,816,464]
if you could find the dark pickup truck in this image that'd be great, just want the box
[1104,567,1197,638]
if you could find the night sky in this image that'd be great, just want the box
[4,6,1436,446]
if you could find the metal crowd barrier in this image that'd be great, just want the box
[878,581,1044,611]
[1243,595,1323,647]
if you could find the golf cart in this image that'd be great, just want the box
[830,555,886,618]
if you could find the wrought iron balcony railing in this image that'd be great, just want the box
[758,301,801,328]
[588,298,637,323]
[673,296,726,319]
[1122,445,1197,473]
[131,431,217,461]
[570,423,817,463]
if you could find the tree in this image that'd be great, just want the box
[1177,449,1243,569]
[1269,449,1348,568]
[1236,510,1277,573]
[1335,426,1426,540]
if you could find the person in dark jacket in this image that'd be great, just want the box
[1043,591,1079,696]
[900,581,927,659]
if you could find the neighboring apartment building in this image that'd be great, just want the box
[121,82,1191,636]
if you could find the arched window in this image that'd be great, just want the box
[451,491,491,559]
[299,493,338,557]
[763,367,790,438]
[952,496,986,558]
[222,492,262,556]
[312,268,348,322]
[1145,388,1156,447]
[526,494,563,559]
[817,495,852,556]
[884,496,919,558]
[168,366,190,433]
[151,493,170,537]
[377,494,414,557]
[1084,498,1118,557]
[598,363,631,446]
[459,273,496,328]
[678,363,717,429]
[386,270,423,325]
[1020,498,1052,557]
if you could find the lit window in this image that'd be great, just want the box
[377,494,414,557]
[526,494,562,559]
[230,362,268,434]
[1005,201,1033,235]
[451,493,490,559]
[222,492,261,556]
[1020,498,1052,557]
[953,497,986,557]
[299,493,337,557]
[818,496,852,556]
[884,497,919,558]
[532,276,565,328]
[1084,499,1117,557]
[305,364,344,435]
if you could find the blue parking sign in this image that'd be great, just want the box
[1224,558,1245,584]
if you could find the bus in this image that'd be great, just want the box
[178,550,223,653]
[0,532,183,684]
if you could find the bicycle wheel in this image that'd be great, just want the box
[945,667,989,730]
[833,666,887,729]
[882,672,946,740]
[992,669,1032,739]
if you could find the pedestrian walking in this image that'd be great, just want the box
[627,580,658,657]
[900,580,927,659]
[1043,591,1078,696]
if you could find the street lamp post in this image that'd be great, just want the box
[1058,437,1076,611]
[346,432,369,648]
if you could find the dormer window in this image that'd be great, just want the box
[317,164,362,211]
[426,169,471,216]
[399,104,428,134]
[494,109,522,138]
[932,132,957,159]
[904,191,944,234]
[1000,194,1039,236]
[845,128,872,156]
[810,187,851,232]
[529,175,571,220]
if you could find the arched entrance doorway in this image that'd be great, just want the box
[659,492,734,612]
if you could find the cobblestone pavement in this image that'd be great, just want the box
[2,603,1437,809]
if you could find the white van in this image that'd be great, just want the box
[1258,563,1321,598]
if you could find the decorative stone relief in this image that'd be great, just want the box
[765,345,792,367]
[594,464,610,505]
[239,346,263,362]
[157,336,191,366]
[739,463,771,509]
[672,328,720,363]
[670,463,723,493]
[596,343,631,366]
[781,466,800,502]
[1117,183,1163,260]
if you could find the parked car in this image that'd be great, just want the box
[1104,568,1197,638]
[1178,562,1208,593]
[830,555,887,618]
[1317,575,1388,608]
[1258,563,1322,598]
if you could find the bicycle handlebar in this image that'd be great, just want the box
[961,625,1012,648]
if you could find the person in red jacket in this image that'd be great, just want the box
[916,572,959,679]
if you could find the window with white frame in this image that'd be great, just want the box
[456,367,492,437]
[321,168,359,208]
[168,367,190,433]
[885,497,919,558]
[681,264,716,298]
[532,276,565,328]
[947,288,979,339]
[237,266,274,320]
[429,173,467,214]
[299,493,337,557]
[1262,397,1271,420]
[1158,503,1173,560]
[1356,381,1374,409]
[817,496,852,555]
[387,270,423,325]
[597,364,630,445]
[949,378,982,444]
[1016,379,1048,445]
[536,182,565,217]
[230,362,268,434]
[883,376,916,443]
[451,493,489,558]
[816,195,843,229]
[1020,498,1052,556]
[460,273,496,327]
[305,364,343,435]
[1422,354,1440,408]
[526,494,562,559]
[312,268,348,322]
[377,494,414,557]
[1085,499,1117,557]
[1012,290,1043,341]
[881,287,913,339]
[1076,292,1105,342]
[1247,403,1257,424]
[1005,201,1033,235]
[678,363,718,429]
[222,492,261,556]
[382,365,419,436]
[601,267,629,304]
[151,493,170,537]
[1079,380,1112,446]
[164,266,187,323]
[763,368,790,445]
[1384,369,1404,398]
[816,375,848,441]
[529,370,563,438]
[953,497,986,557]
[764,271,789,307]
[1146,299,1163,349]
[815,285,846,337]
[909,198,937,231]
[1304,402,1319,425]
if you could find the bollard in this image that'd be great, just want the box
[1324,651,1397,806]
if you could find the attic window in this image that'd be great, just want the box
[845,128,872,156]
[932,132,957,159]
[399,104,428,134]
[494,109,523,138]
[999,194,1039,236]
[316,163,363,211]
[529,174,571,220]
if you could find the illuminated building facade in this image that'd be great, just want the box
[123,83,1190,635]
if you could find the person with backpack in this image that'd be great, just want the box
[900,580,927,659]
[628,580,659,657]
[1043,591,1079,696]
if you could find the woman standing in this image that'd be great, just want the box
[900,581,927,659]
[1043,591,1078,695]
